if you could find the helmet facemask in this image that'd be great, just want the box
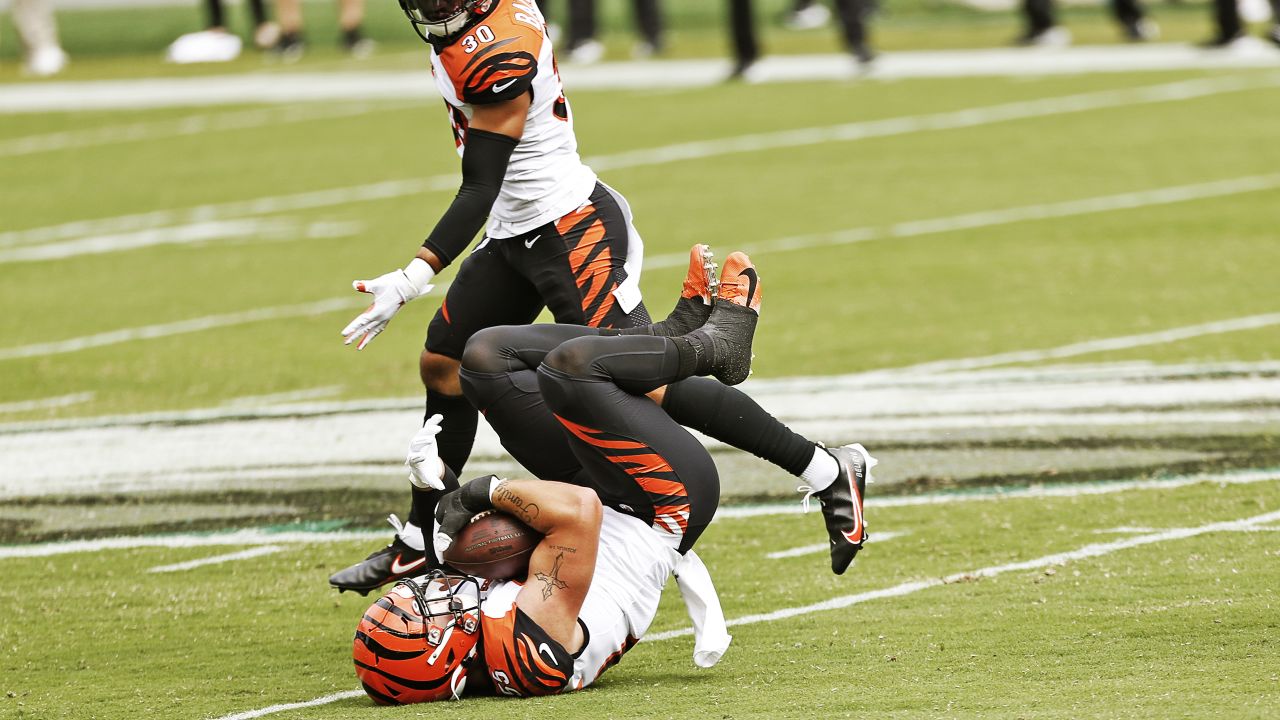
[398,0,487,39]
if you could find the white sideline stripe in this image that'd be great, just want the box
[715,468,1280,519]
[146,545,284,573]
[766,531,906,559]
[0,297,362,361]
[0,392,94,414]
[8,470,1274,561]
[0,101,421,158]
[645,507,1280,642]
[6,72,1275,251]
[215,507,1280,718]
[214,690,366,720]
[4,174,1273,363]
[883,311,1280,375]
[0,528,388,560]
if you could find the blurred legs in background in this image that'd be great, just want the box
[728,0,875,80]
[1206,0,1280,46]
[165,0,278,63]
[562,0,664,63]
[274,0,373,61]
[9,0,68,76]
[1019,0,1154,46]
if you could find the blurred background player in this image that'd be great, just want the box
[553,0,665,63]
[1017,0,1157,46]
[727,0,876,80]
[1204,0,1280,47]
[6,0,68,76]
[165,0,279,63]
[274,0,374,60]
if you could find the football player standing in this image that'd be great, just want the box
[333,0,869,593]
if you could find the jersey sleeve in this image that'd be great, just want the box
[438,17,541,106]
[481,605,575,697]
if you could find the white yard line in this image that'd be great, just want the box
[646,506,1280,642]
[4,45,1279,114]
[6,72,1277,252]
[0,392,94,414]
[222,386,345,408]
[766,531,906,559]
[146,545,284,573]
[3,173,1277,363]
[0,101,421,158]
[205,504,1280,719]
[0,297,362,361]
[5,469,1275,560]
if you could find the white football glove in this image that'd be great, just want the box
[341,257,436,350]
[406,413,446,490]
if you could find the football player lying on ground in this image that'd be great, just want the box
[331,0,870,590]
[353,252,876,702]
[331,248,876,598]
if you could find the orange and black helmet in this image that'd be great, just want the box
[353,571,482,705]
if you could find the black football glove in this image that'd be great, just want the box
[432,475,498,563]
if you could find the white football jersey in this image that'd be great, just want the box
[428,0,597,239]
[481,506,679,691]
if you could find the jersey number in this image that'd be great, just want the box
[491,669,521,697]
[461,25,495,54]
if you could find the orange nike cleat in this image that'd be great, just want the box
[683,243,718,305]
[715,251,762,314]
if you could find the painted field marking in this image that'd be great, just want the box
[0,101,421,159]
[766,531,906,559]
[207,504,1280,719]
[645,506,1280,642]
[5,469,1275,561]
[147,545,284,574]
[6,72,1277,252]
[4,172,1277,363]
[221,385,345,408]
[0,392,94,414]
[0,297,362,361]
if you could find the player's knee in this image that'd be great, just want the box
[460,328,508,375]
[420,350,462,393]
[542,336,605,379]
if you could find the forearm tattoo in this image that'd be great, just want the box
[492,482,540,524]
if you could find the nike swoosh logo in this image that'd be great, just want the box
[492,78,519,93]
[737,267,759,305]
[390,554,426,575]
[841,461,865,544]
[524,234,541,249]
[538,642,558,665]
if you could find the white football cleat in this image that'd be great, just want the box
[24,46,68,77]
[166,29,243,64]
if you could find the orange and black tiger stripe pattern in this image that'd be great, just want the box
[435,0,542,105]
[481,603,574,697]
[554,203,625,328]
[354,593,455,705]
[554,414,692,539]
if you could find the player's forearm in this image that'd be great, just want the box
[420,128,518,267]
[491,478,602,540]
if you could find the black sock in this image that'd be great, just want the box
[662,377,814,476]
[408,465,460,560]
[425,390,479,474]
[670,335,711,377]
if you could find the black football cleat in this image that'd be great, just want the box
[685,252,760,385]
[329,516,428,596]
[802,443,877,575]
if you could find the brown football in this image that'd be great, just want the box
[442,510,541,580]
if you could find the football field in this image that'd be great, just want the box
[3,27,1280,719]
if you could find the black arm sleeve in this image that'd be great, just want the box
[421,128,519,268]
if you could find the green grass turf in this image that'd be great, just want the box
[2,477,1277,719]
[2,70,1279,420]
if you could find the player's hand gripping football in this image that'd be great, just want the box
[341,258,436,350]
[406,414,447,490]
[432,475,498,563]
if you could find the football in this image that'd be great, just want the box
[442,510,541,580]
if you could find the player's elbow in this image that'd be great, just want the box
[561,485,602,532]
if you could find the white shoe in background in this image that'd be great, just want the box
[166,29,243,64]
[24,45,68,77]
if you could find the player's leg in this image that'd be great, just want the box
[328,242,543,595]
[522,182,651,332]
[458,323,599,481]
[537,333,722,553]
